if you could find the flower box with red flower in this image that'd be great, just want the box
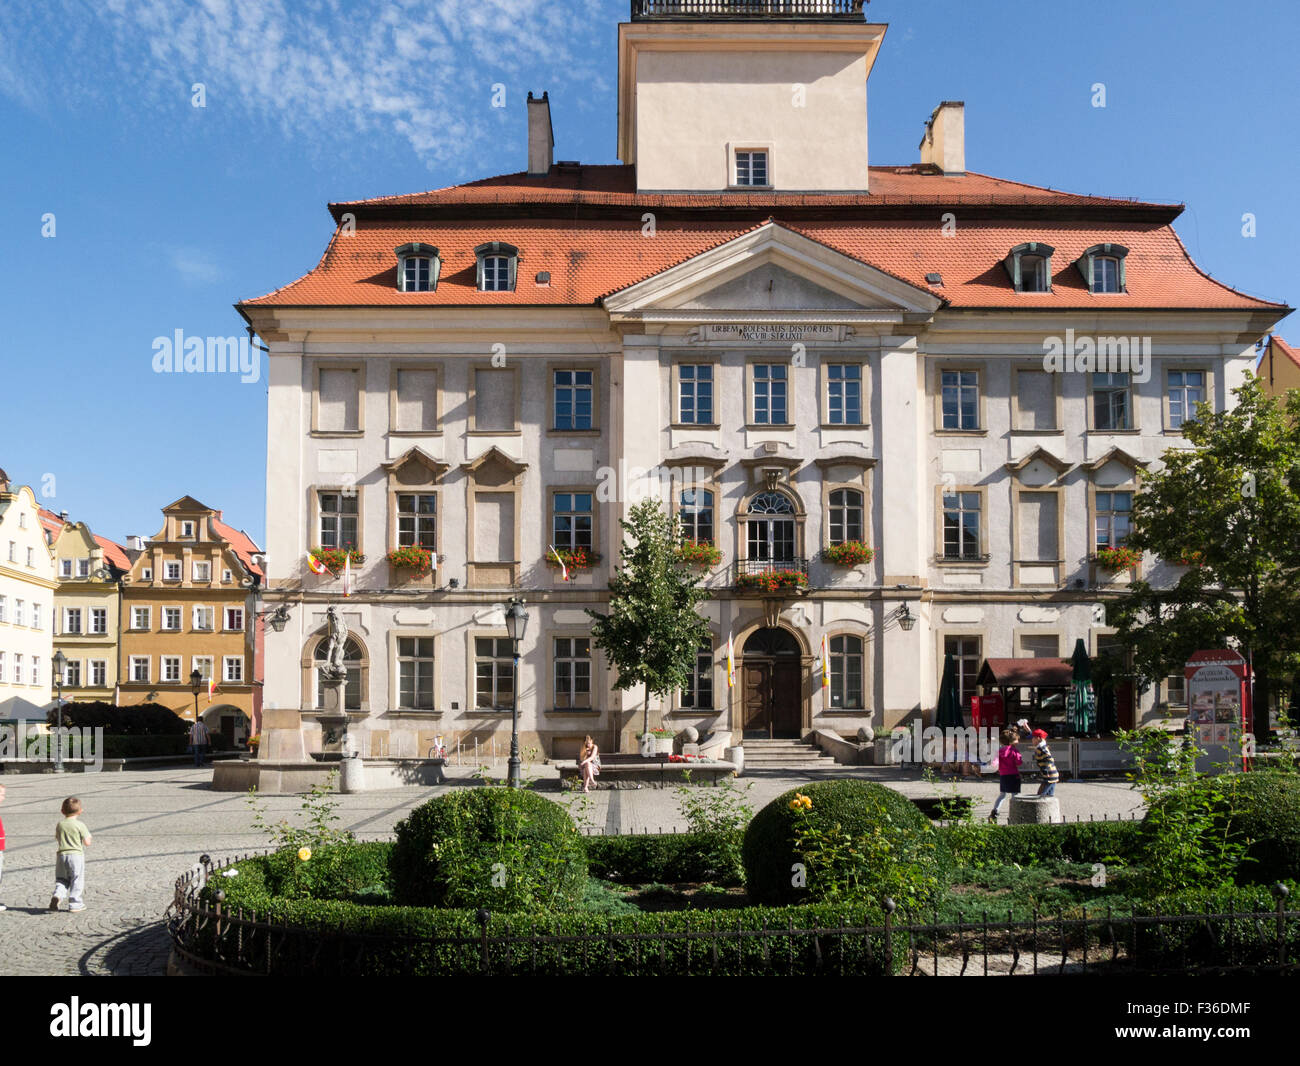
[387,546,441,584]
[1177,550,1207,568]
[546,548,600,574]
[1095,546,1141,572]
[823,541,875,567]
[675,540,723,568]
[310,546,365,573]
[735,570,809,593]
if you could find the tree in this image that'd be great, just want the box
[587,498,712,742]
[1108,377,1300,719]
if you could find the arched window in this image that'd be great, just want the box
[475,242,519,292]
[1003,242,1054,293]
[315,638,363,710]
[746,492,796,563]
[1077,244,1129,294]
[827,489,864,545]
[395,243,441,293]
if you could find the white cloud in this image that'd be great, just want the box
[170,247,224,284]
[3,0,612,168]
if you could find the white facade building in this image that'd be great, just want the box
[0,472,57,705]
[243,3,1289,759]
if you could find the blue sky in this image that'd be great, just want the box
[1,0,1295,549]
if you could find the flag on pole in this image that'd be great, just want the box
[549,544,569,582]
[726,632,736,690]
[820,634,831,689]
[306,551,329,575]
[207,675,216,703]
[343,553,353,597]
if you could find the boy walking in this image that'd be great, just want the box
[0,783,7,911]
[51,797,92,913]
[1032,729,1060,796]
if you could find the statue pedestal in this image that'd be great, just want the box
[317,677,350,761]
[260,708,307,762]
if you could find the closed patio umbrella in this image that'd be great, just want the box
[935,654,963,729]
[1067,638,1096,736]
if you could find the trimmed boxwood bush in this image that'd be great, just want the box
[259,841,393,902]
[933,819,1144,877]
[584,831,745,886]
[389,788,587,912]
[1219,772,1300,884]
[100,735,190,759]
[742,779,937,906]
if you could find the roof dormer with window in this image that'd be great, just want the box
[1077,243,1129,294]
[1004,242,1054,293]
[475,242,519,292]
[395,243,441,293]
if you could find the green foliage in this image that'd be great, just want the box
[583,831,746,886]
[260,841,393,902]
[934,819,1142,878]
[99,735,190,758]
[1122,728,1249,894]
[674,776,754,883]
[587,499,712,708]
[247,773,353,850]
[1108,377,1300,701]
[742,780,939,909]
[389,788,587,911]
[49,701,190,736]
[1218,771,1300,884]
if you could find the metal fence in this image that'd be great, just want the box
[167,855,1299,977]
[632,0,866,18]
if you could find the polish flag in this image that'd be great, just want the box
[726,632,736,690]
[306,552,329,575]
[343,553,353,597]
[549,544,569,582]
[207,676,217,703]
[820,634,831,689]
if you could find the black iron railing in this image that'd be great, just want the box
[632,0,866,20]
[732,557,810,591]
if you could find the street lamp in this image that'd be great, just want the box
[896,603,916,632]
[52,650,67,773]
[190,668,203,725]
[504,598,530,788]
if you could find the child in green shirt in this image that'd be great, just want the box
[51,797,92,913]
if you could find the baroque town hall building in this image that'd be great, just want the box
[242,1,1287,760]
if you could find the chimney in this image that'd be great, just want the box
[919,101,965,175]
[127,535,145,552]
[59,511,68,522]
[527,91,554,176]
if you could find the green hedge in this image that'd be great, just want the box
[100,735,190,759]
[584,832,745,886]
[1219,773,1300,884]
[52,702,190,736]
[934,819,1143,875]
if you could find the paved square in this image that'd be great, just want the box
[0,763,1144,976]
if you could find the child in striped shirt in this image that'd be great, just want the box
[1032,729,1059,797]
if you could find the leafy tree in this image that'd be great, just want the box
[1108,377,1300,718]
[587,498,712,740]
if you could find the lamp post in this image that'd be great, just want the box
[190,668,203,725]
[504,598,529,788]
[52,650,67,773]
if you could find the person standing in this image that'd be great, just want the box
[1032,729,1060,796]
[50,797,92,913]
[988,729,1023,822]
[190,718,210,767]
[0,783,7,912]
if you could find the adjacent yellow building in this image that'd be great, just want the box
[1259,335,1300,400]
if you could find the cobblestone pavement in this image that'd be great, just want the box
[0,761,1143,976]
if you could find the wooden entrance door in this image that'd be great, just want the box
[742,660,803,738]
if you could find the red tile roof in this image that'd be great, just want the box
[93,535,131,572]
[1269,335,1300,369]
[37,507,66,540]
[212,513,264,578]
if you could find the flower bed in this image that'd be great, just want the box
[735,570,808,593]
[823,541,875,567]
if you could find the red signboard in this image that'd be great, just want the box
[1184,649,1252,765]
[971,693,1005,729]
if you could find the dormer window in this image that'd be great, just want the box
[474,242,519,292]
[1077,243,1129,294]
[1004,243,1054,293]
[395,243,441,293]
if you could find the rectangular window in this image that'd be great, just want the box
[829,635,864,709]
[554,637,592,709]
[60,559,73,578]
[1018,492,1059,563]
[31,603,41,630]
[828,489,865,546]
[6,542,13,562]
[0,651,5,682]
[0,595,5,622]
[26,547,33,567]
[193,561,211,582]
[31,656,39,686]
[481,256,511,292]
[222,569,233,583]
[142,567,152,581]
[65,659,82,687]
[735,150,768,187]
[14,600,23,627]
[944,636,982,710]
[77,558,90,578]
[553,370,594,430]
[162,607,181,632]
[192,657,214,683]
[1093,373,1132,431]
[474,637,514,710]
[1168,370,1206,431]
[132,607,151,631]
[397,494,437,549]
[942,492,982,560]
[193,606,214,631]
[162,656,181,683]
[826,364,862,425]
[403,257,431,293]
[941,370,979,430]
[13,654,21,684]
[318,367,360,432]
[397,637,435,709]
[394,368,439,432]
[224,607,244,632]
[224,656,244,684]
[679,489,714,544]
[90,660,106,687]
[181,521,195,538]
[1166,674,1188,707]
[90,608,107,634]
[1020,635,1060,659]
[164,561,181,582]
[319,492,359,550]
[64,608,82,635]
[680,641,714,710]
[552,493,593,552]
[1015,370,1057,431]
[473,368,517,432]
[1095,491,1133,551]
[131,656,150,683]
[678,364,714,425]
[752,364,788,425]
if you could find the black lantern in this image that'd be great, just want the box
[897,603,916,632]
[52,650,67,773]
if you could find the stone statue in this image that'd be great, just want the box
[322,606,349,680]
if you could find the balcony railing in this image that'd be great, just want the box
[732,557,810,592]
[632,0,866,20]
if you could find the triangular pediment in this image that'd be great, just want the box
[603,222,943,317]
[383,447,451,484]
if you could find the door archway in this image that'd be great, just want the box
[741,626,804,739]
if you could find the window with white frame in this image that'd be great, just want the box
[31,603,41,630]
[132,606,150,631]
[1094,491,1133,552]
[942,492,982,560]
[6,541,14,562]
[553,370,594,430]
[679,489,714,545]
[1166,674,1188,707]
[827,489,864,546]
[0,594,5,622]
[828,635,864,709]
[553,493,593,552]
[0,652,5,682]
[181,521,195,538]
[162,656,181,683]
[26,547,33,567]
[131,656,150,683]
[192,657,214,683]
[680,640,714,710]
[64,607,82,635]
[222,607,243,632]
[224,656,244,684]
[474,637,514,710]
[481,256,511,292]
[64,659,82,687]
[90,608,107,634]
[944,635,982,709]
[76,558,90,578]
[752,364,788,424]
[826,364,863,425]
[160,607,180,632]
[1167,370,1206,431]
[678,364,714,424]
[319,492,358,550]
[1094,373,1132,430]
[222,568,233,583]
[397,494,437,549]
[554,637,592,709]
[13,654,22,684]
[734,149,769,187]
[142,567,152,581]
[90,660,106,687]
[397,637,434,709]
[193,606,214,631]
[941,370,980,430]
[60,559,73,578]
[18,512,26,529]
[31,656,38,686]
[193,561,211,582]
[164,561,181,582]
[14,600,23,626]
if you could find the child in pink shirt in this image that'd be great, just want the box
[988,729,1022,822]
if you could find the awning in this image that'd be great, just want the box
[976,658,1073,689]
